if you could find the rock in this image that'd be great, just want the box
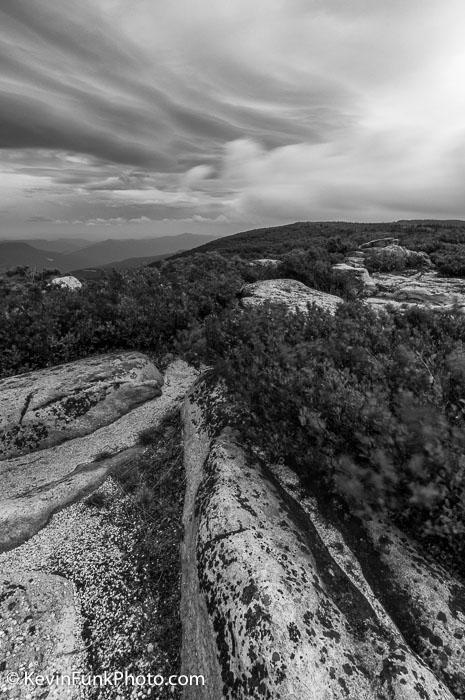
[364,297,419,313]
[249,258,281,267]
[0,570,85,699]
[360,237,400,249]
[0,351,163,459]
[331,263,377,296]
[367,272,465,312]
[240,279,342,314]
[49,275,82,291]
[363,245,432,271]
[0,360,199,552]
[269,462,465,699]
[180,390,456,699]
[180,390,222,700]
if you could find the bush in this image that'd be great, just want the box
[432,246,465,277]
[201,302,465,576]
[0,253,260,379]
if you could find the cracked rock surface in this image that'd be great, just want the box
[0,351,163,459]
[181,388,465,699]
[0,359,198,553]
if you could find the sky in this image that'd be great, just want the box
[1,0,465,240]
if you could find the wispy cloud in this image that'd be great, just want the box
[1,0,465,237]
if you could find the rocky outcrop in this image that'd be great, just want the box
[331,263,377,296]
[370,271,465,309]
[240,279,342,314]
[363,244,432,271]
[360,237,400,249]
[49,275,83,291]
[0,570,85,699]
[331,238,465,312]
[0,351,163,459]
[0,359,198,552]
[250,259,281,268]
[181,389,464,699]
[270,462,465,700]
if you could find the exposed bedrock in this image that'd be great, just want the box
[0,351,163,459]
[0,570,85,699]
[240,279,343,314]
[0,359,198,553]
[181,389,464,699]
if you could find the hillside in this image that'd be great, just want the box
[169,219,465,263]
[0,241,65,271]
[2,221,465,699]
[10,238,92,253]
[60,233,217,271]
[0,233,218,273]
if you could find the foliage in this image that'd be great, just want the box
[198,302,465,577]
[5,221,465,578]
[0,253,262,379]
[431,245,465,277]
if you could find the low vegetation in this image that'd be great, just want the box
[199,302,465,578]
[3,220,465,582]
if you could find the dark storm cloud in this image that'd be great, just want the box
[0,0,334,172]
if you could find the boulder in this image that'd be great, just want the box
[49,275,82,291]
[0,351,163,459]
[0,360,198,552]
[331,263,377,296]
[180,390,456,700]
[363,245,432,271]
[240,279,342,314]
[0,570,85,699]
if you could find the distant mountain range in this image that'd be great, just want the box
[0,233,217,272]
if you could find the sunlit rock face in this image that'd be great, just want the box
[240,278,343,314]
[49,275,82,290]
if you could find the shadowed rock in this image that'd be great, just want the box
[0,351,163,459]
[331,263,377,296]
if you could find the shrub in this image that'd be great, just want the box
[201,302,465,576]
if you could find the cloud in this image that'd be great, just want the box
[1,0,465,236]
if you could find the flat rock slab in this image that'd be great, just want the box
[0,360,199,552]
[0,570,84,699]
[240,279,342,314]
[0,351,163,459]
